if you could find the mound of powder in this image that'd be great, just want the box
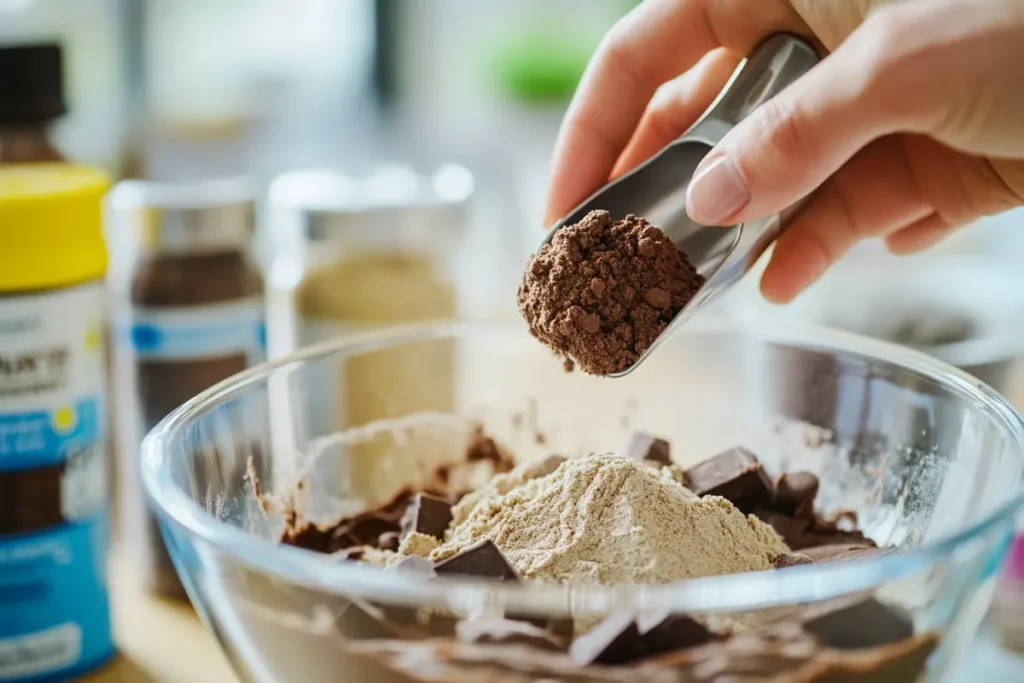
[517,210,704,376]
[430,454,789,585]
[449,455,567,528]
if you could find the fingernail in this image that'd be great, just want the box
[686,156,750,225]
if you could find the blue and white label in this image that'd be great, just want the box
[0,283,113,681]
[126,298,265,362]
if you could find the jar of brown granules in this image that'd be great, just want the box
[267,165,472,495]
[107,178,266,600]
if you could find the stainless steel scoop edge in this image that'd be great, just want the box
[540,33,820,377]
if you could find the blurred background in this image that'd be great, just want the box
[5,0,1024,291]
[2,0,1024,680]
[5,0,1024,317]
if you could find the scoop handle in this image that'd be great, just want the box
[686,34,820,146]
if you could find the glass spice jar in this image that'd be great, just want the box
[107,178,266,601]
[267,164,472,495]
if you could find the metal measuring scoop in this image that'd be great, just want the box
[541,34,819,377]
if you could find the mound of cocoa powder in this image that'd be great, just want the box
[517,210,704,375]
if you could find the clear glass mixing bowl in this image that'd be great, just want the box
[141,321,1024,683]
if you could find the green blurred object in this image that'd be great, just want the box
[489,3,638,104]
[492,30,594,103]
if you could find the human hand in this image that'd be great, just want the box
[544,0,1024,303]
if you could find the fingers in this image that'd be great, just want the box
[686,5,933,227]
[544,0,806,226]
[611,49,743,179]
[759,136,932,303]
[884,214,955,255]
[544,0,719,226]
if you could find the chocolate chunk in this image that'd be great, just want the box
[803,598,914,650]
[387,555,437,578]
[635,611,720,656]
[284,486,416,553]
[773,471,819,517]
[378,531,401,551]
[433,540,519,581]
[568,613,642,665]
[802,544,894,564]
[685,447,775,514]
[755,509,877,551]
[456,618,564,651]
[400,493,453,541]
[625,432,672,466]
[775,552,814,568]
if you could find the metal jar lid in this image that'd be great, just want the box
[267,164,474,247]
[107,177,257,254]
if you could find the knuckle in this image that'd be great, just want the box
[801,226,841,273]
[856,5,936,126]
[646,85,688,135]
[754,97,814,167]
[597,24,652,93]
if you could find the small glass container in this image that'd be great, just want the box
[267,164,473,493]
[107,178,266,601]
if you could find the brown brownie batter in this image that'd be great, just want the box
[517,210,704,375]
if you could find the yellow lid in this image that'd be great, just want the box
[0,164,109,292]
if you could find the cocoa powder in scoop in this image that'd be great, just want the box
[517,210,704,375]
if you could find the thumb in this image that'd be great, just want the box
[685,9,925,226]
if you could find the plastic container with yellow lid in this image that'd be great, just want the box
[0,164,115,681]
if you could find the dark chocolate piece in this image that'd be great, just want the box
[284,486,417,553]
[400,493,454,541]
[773,471,819,517]
[456,618,564,651]
[378,531,401,551]
[684,447,775,514]
[802,544,894,564]
[387,555,437,578]
[775,552,814,568]
[803,598,914,650]
[755,509,811,548]
[626,432,672,466]
[755,509,877,551]
[433,540,519,581]
[635,611,719,656]
[568,612,642,666]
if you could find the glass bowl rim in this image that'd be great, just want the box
[140,319,1024,616]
